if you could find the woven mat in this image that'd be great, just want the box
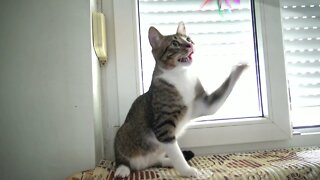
[68,146,320,180]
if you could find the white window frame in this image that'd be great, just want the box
[180,0,293,147]
[109,0,292,149]
[102,0,320,157]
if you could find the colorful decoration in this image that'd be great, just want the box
[200,0,240,15]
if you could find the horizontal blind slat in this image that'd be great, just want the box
[285,51,320,63]
[281,7,320,17]
[139,10,251,24]
[281,0,320,6]
[282,18,320,29]
[284,39,320,52]
[139,0,250,13]
[140,22,252,35]
[282,29,320,40]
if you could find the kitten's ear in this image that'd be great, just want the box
[148,27,163,49]
[177,21,186,36]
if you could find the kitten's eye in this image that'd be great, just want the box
[171,40,180,47]
[186,37,194,44]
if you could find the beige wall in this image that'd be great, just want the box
[0,0,103,179]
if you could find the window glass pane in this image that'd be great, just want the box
[138,0,263,120]
[280,0,320,127]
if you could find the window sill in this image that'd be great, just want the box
[180,117,291,148]
[293,126,320,135]
[185,130,320,156]
[189,117,267,129]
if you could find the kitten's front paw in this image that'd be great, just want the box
[179,167,200,177]
[234,63,249,72]
[232,63,249,77]
[115,165,130,179]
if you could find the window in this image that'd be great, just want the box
[138,0,262,120]
[109,0,292,149]
[280,0,320,128]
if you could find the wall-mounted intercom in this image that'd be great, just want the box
[92,12,107,65]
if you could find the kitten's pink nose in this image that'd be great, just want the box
[185,43,193,48]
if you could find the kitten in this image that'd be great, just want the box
[114,22,248,178]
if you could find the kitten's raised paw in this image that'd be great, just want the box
[232,63,249,77]
[180,167,200,177]
[115,165,130,179]
[235,63,249,71]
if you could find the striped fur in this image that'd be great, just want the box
[114,22,248,178]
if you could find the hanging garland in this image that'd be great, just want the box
[200,0,240,15]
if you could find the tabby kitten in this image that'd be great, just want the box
[114,22,248,178]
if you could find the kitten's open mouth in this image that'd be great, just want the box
[178,51,193,63]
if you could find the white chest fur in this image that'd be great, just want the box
[157,67,198,137]
[158,67,198,105]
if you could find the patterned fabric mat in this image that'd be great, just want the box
[67,146,320,180]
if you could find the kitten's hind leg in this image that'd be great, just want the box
[114,165,130,178]
[159,150,194,168]
[161,141,200,177]
[159,157,173,168]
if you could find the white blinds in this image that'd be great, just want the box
[138,0,254,65]
[281,0,320,109]
[138,0,263,119]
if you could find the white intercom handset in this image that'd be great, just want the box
[92,12,107,65]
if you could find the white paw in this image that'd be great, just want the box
[114,165,130,178]
[234,63,249,71]
[232,63,249,78]
[179,167,200,177]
